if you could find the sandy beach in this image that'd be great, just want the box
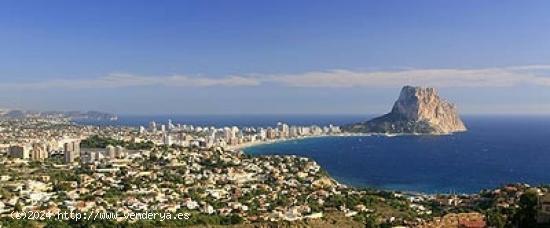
[226,132,373,151]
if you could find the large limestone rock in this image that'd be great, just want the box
[344,86,467,134]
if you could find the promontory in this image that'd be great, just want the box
[343,85,467,134]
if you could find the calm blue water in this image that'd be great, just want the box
[245,116,550,194]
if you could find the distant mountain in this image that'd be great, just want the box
[61,111,118,121]
[0,110,117,121]
[343,86,467,134]
[82,111,118,121]
[4,110,26,119]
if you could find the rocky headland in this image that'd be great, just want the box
[344,86,467,134]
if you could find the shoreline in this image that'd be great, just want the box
[226,131,457,152]
[226,132,374,151]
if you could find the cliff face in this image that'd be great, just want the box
[344,86,467,134]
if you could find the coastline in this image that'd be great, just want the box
[227,130,458,152]
[226,132,374,152]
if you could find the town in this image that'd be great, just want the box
[0,116,549,227]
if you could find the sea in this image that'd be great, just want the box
[75,114,550,194]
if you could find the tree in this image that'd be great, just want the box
[364,215,378,228]
[14,202,23,212]
[512,189,538,227]
[486,209,506,228]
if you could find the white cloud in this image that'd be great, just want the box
[267,66,550,88]
[0,73,260,89]
[1,65,550,90]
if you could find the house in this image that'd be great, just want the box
[458,219,486,228]
[537,193,550,224]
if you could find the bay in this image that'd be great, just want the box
[244,116,550,194]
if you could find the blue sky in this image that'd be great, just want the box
[1,0,550,114]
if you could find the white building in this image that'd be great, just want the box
[64,140,80,164]
[115,145,126,158]
[106,145,116,159]
[163,134,173,146]
[149,121,157,133]
[30,143,48,161]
